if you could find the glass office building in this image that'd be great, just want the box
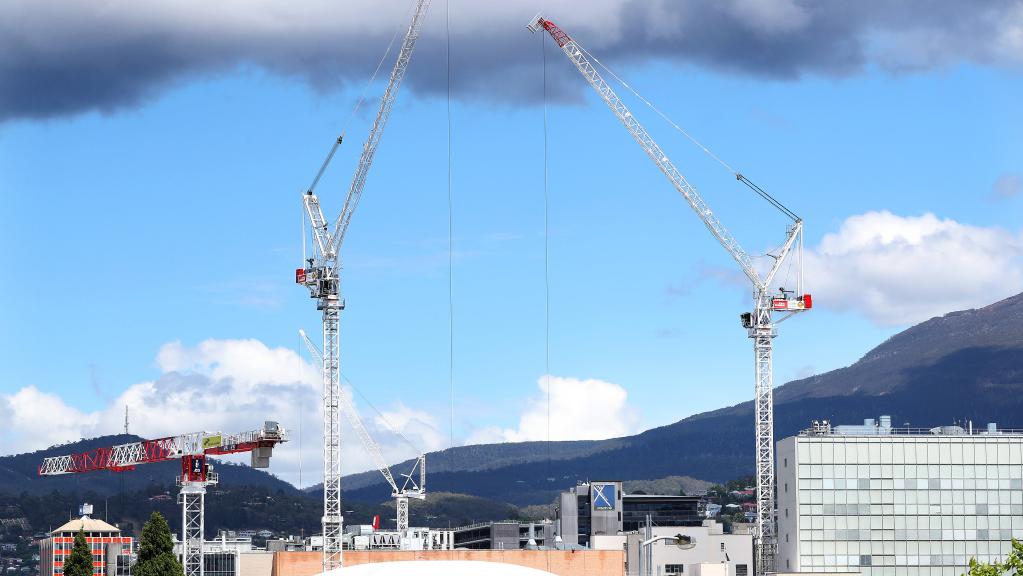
[556,481,704,547]
[777,417,1023,576]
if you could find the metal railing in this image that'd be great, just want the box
[800,426,1023,437]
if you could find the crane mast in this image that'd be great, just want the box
[528,15,811,574]
[300,330,426,536]
[296,1,430,569]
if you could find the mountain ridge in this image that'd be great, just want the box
[334,292,1023,505]
[6,293,1023,508]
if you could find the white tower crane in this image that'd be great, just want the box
[295,0,430,570]
[528,15,812,574]
[299,329,426,536]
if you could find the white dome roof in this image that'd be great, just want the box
[319,561,557,576]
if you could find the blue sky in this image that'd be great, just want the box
[1,1,1021,482]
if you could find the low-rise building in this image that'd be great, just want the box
[556,481,704,547]
[451,521,555,550]
[591,519,753,576]
[173,531,272,576]
[38,506,132,576]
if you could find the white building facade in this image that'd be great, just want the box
[592,520,753,576]
[777,417,1023,576]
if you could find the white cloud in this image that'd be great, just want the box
[804,211,1023,326]
[0,386,100,453]
[373,403,447,454]
[0,339,439,487]
[466,376,640,444]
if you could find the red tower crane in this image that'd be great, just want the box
[39,422,287,576]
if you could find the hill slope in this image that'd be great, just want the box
[341,292,1023,506]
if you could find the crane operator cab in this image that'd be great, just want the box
[771,287,812,311]
[740,289,812,328]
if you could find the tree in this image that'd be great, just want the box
[134,512,184,576]
[63,530,93,576]
[965,539,1023,576]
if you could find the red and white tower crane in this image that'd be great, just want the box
[527,15,811,574]
[299,330,426,537]
[295,0,430,570]
[39,422,287,576]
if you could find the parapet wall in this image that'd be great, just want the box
[272,550,624,576]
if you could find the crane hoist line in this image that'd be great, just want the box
[528,15,811,575]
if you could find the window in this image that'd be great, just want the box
[721,542,725,551]
[664,564,684,574]
[736,564,748,576]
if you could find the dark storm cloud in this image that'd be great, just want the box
[1,0,1020,122]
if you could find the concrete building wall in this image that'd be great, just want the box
[238,552,274,576]
[559,492,579,546]
[492,523,521,551]
[271,550,623,576]
[776,436,799,573]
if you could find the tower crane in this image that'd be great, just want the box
[299,329,426,537]
[295,1,430,569]
[527,15,811,574]
[39,422,287,576]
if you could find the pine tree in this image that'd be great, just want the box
[63,530,94,576]
[134,512,184,576]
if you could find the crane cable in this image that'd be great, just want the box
[542,32,554,569]
[541,24,552,486]
[340,373,421,454]
[575,44,800,223]
[446,0,456,468]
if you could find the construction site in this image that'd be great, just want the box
[27,4,816,576]
[26,4,929,576]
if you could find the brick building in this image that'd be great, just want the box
[39,506,132,576]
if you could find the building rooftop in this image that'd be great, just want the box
[51,516,120,535]
[800,415,1023,437]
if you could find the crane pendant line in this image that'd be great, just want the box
[299,330,426,535]
[527,15,811,574]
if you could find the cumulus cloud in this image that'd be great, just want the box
[0,339,441,487]
[467,376,640,444]
[2,0,1022,121]
[804,211,1023,326]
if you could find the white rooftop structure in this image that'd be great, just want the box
[51,516,120,534]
